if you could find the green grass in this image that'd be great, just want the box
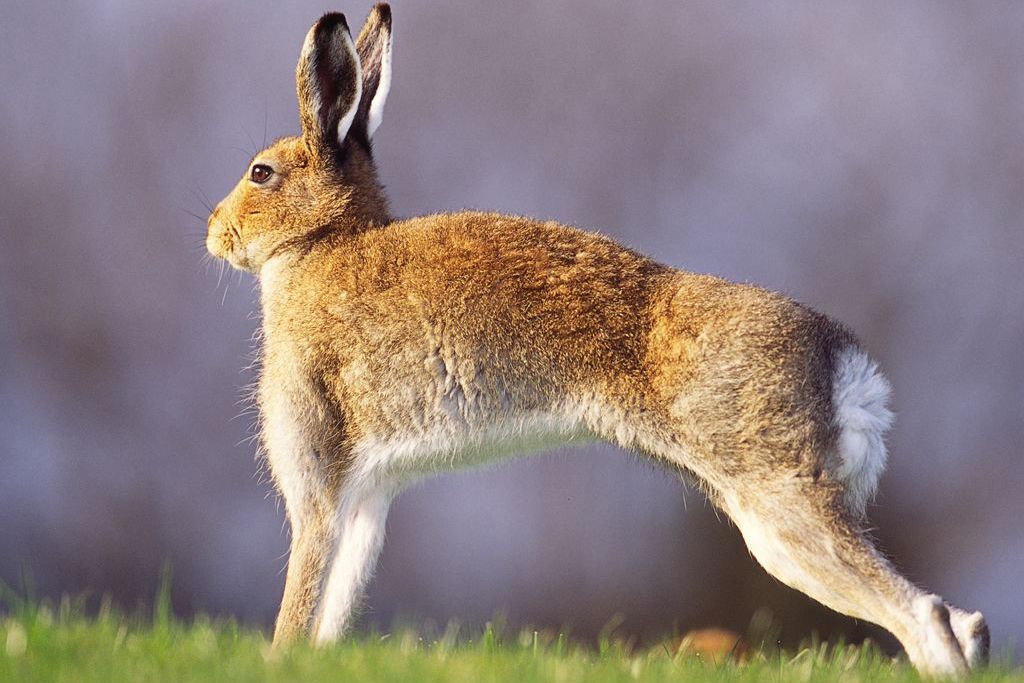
[0,593,1020,682]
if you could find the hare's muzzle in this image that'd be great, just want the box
[207,203,254,272]
[206,204,231,260]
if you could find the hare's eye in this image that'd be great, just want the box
[250,164,274,184]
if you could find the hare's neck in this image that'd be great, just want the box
[340,173,392,228]
[259,254,314,340]
[260,253,292,293]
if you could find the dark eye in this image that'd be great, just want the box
[250,164,274,184]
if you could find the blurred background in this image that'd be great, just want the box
[1,0,1022,657]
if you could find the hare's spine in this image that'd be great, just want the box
[831,346,895,516]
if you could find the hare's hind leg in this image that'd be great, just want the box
[720,481,980,676]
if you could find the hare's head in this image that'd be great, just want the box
[207,5,393,272]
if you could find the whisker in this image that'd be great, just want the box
[179,207,208,223]
[198,188,216,211]
[229,145,255,161]
[221,269,232,306]
[197,253,215,276]
[262,100,268,149]
[216,256,226,292]
[187,186,214,213]
[241,124,258,156]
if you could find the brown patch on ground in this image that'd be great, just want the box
[676,628,748,664]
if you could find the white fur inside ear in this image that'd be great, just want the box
[336,30,362,145]
[366,31,392,139]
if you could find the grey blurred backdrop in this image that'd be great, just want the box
[1,0,1022,656]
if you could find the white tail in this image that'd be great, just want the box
[832,347,894,516]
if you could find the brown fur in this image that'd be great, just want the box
[206,6,988,676]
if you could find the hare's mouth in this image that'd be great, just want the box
[206,220,254,271]
[216,237,252,271]
[221,240,254,272]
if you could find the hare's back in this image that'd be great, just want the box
[299,210,842,409]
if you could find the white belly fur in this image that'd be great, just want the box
[347,408,596,491]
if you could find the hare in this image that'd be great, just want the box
[206,5,989,676]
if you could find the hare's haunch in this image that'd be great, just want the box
[206,5,988,675]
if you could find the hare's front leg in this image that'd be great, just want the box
[274,518,334,645]
[312,482,393,644]
[261,389,338,646]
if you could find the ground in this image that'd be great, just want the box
[1,589,1020,682]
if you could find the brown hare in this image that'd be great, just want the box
[206,5,989,675]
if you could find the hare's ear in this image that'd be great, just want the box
[296,13,361,161]
[353,3,392,142]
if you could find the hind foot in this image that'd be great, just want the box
[948,606,990,669]
[910,595,969,676]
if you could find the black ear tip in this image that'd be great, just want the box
[317,12,351,36]
[372,3,391,27]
